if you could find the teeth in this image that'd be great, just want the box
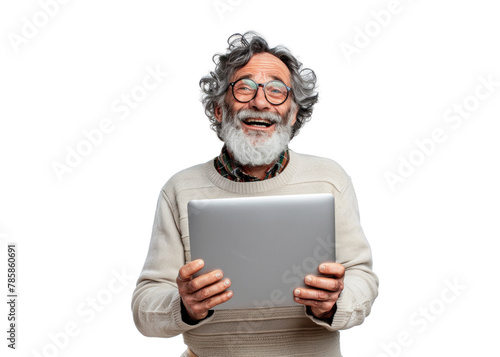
[243,118,273,127]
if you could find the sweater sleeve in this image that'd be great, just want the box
[131,189,215,337]
[306,178,378,331]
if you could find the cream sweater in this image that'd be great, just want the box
[132,151,378,357]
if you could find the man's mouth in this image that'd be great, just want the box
[241,118,275,128]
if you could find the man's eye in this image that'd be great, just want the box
[236,85,254,92]
[267,86,285,95]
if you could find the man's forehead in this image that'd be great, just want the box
[231,53,291,84]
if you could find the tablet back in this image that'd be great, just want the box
[188,193,335,310]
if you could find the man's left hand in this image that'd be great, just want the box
[293,262,345,320]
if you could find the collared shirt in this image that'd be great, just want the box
[214,146,290,182]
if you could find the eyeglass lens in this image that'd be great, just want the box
[232,79,289,105]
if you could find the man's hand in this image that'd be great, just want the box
[293,262,345,320]
[177,259,233,322]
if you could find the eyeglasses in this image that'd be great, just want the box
[228,78,292,105]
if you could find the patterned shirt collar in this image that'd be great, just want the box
[214,146,290,182]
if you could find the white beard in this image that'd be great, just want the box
[219,107,293,167]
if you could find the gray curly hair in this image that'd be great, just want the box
[199,31,319,140]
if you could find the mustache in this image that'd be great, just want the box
[234,109,283,124]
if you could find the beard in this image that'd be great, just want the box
[219,104,294,167]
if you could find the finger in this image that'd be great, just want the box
[294,287,338,302]
[186,270,225,294]
[189,290,234,317]
[178,259,205,282]
[318,262,345,278]
[304,275,343,292]
[192,278,232,302]
[203,290,234,310]
[293,295,336,312]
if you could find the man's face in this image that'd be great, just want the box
[215,53,298,166]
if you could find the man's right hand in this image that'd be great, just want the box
[177,259,233,322]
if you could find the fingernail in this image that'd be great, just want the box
[294,289,301,296]
[215,272,222,279]
[227,291,233,298]
[319,265,326,272]
[294,297,300,301]
[305,276,312,283]
[224,279,230,286]
[197,260,204,267]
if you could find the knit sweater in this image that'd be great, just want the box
[132,150,378,357]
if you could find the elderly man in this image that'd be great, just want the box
[132,32,378,357]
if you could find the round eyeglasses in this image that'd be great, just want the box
[228,78,292,105]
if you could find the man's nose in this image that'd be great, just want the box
[249,86,270,111]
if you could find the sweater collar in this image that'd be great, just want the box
[214,145,290,182]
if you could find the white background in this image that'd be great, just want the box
[1,0,499,356]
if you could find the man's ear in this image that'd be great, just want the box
[215,105,222,122]
[290,103,298,126]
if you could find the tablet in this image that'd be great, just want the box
[187,193,335,310]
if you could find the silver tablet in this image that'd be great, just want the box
[187,193,335,310]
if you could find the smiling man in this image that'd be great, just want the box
[215,52,297,179]
[132,32,378,357]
